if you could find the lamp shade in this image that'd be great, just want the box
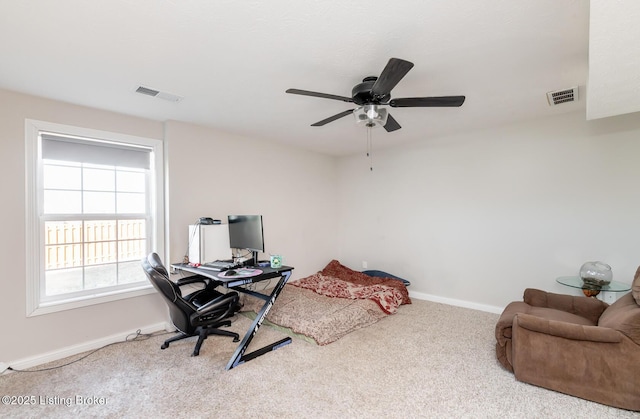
[353,105,388,128]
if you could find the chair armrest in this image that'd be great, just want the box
[196,292,237,311]
[190,292,239,324]
[176,275,208,287]
[177,275,223,290]
[514,313,621,343]
[523,288,608,324]
[495,301,529,345]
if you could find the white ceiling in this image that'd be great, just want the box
[0,1,637,156]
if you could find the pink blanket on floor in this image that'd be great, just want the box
[291,273,405,314]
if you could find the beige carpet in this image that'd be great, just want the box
[0,299,636,418]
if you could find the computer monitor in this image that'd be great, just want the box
[227,215,264,264]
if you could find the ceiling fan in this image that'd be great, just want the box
[286,58,465,132]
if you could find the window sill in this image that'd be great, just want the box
[28,284,156,317]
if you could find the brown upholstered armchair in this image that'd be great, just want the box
[495,267,640,411]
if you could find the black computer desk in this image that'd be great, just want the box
[171,263,294,370]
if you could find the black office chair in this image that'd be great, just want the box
[141,253,241,356]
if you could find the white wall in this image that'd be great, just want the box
[164,120,339,279]
[0,89,339,367]
[337,111,640,310]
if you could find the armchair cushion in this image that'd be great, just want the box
[496,289,602,343]
[523,288,608,323]
[598,292,640,345]
[515,313,621,343]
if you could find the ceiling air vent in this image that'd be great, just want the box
[546,86,578,106]
[135,85,183,102]
[136,86,159,97]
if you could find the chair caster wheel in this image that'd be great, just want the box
[161,343,168,350]
[233,337,240,342]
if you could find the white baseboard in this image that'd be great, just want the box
[2,321,171,374]
[409,290,504,314]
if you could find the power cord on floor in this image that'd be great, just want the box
[5,329,171,373]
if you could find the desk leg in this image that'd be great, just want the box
[225,271,292,370]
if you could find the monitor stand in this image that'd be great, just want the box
[243,251,259,267]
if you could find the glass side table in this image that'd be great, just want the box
[556,276,631,298]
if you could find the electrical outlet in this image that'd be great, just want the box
[362,261,368,269]
[0,362,9,374]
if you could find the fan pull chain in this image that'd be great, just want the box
[366,126,373,171]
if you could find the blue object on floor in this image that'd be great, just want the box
[362,269,410,286]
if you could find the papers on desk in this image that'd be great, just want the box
[217,268,263,279]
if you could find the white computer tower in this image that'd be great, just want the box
[188,224,231,264]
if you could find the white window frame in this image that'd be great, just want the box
[25,119,165,316]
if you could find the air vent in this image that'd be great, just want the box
[135,85,183,102]
[547,86,578,106]
[135,86,160,97]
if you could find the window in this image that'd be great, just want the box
[26,120,165,316]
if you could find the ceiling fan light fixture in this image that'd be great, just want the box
[353,104,388,128]
[286,57,465,131]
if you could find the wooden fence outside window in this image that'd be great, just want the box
[44,219,146,270]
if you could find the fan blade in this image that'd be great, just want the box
[371,58,414,98]
[383,114,401,132]
[310,109,355,126]
[389,96,466,108]
[286,88,353,103]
